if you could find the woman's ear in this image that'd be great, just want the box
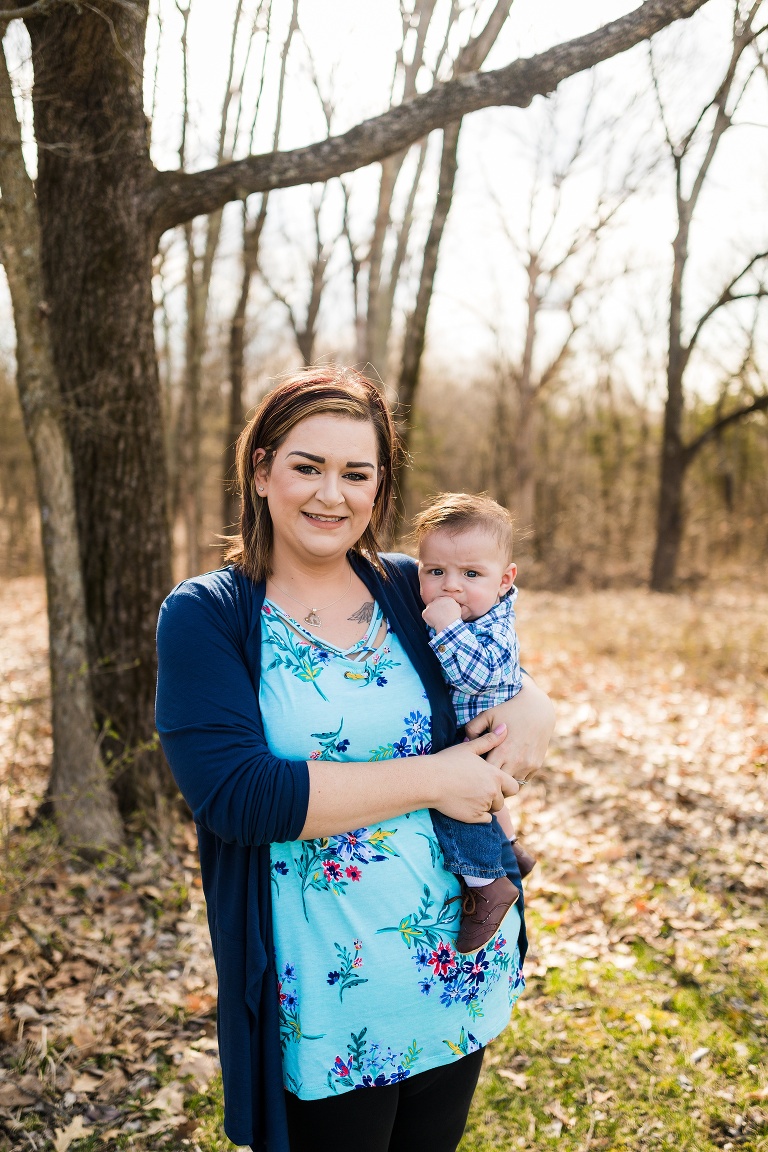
[253,448,269,492]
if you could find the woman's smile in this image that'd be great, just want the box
[302,511,347,526]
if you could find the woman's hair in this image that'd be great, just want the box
[410,492,516,562]
[224,366,402,582]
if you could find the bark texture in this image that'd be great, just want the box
[0,39,122,851]
[26,2,173,815]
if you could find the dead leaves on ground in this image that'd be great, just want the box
[1,577,767,1150]
[0,828,220,1149]
[516,587,768,981]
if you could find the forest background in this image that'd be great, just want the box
[0,1,766,1150]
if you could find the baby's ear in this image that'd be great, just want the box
[500,562,517,595]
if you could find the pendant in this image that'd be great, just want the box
[304,610,322,627]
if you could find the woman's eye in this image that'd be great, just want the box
[296,464,319,475]
[344,472,369,482]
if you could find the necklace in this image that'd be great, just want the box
[269,564,353,628]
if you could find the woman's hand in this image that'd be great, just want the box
[464,675,555,784]
[429,725,519,824]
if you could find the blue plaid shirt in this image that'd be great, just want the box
[427,589,522,726]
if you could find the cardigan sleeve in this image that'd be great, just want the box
[155,578,310,847]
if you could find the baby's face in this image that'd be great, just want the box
[418,526,516,623]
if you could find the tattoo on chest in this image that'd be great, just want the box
[348,601,374,623]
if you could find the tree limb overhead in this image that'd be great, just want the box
[150,0,710,236]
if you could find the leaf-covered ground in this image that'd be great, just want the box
[0,576,766,1152]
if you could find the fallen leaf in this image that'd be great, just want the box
[747,1085,768,1100]
[70,1023,97,1048]
[184,992,216,1016]
[144,1081,185,1117]
[497,1069,528,1089]
[0,1078,38,1107]
[546,1100,575,1127]
[13,1001,41,1021]
[71,1071,102,1093]
[95,1066,128,1100]
[176,1050,218,1089]
[52,1115,91,1152]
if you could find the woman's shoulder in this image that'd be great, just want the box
[378,551,418,585]
[158,566,265,632]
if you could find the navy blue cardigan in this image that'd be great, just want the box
[156,552,526,1150]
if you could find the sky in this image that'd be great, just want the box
[3,0,767,407]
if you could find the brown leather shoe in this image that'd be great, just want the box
[512,839,537,879]
[455,876,520,955]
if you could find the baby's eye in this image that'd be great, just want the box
[427,568,444,577]
[464,570,479,578]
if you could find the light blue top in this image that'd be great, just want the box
[261,597,524,1100]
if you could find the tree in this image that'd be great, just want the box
[482,80,645,539]
[649,0,768,589]
[0,35,121,851]
[6,0,709,841]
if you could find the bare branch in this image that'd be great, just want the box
[685,250,768,356]
[0,0,66,18]
[684,393,768,462]
[150,0,709,236]
[685,6,762,211]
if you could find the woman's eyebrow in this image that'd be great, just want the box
[287,450,374,468]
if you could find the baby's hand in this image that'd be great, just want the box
[422,596,463,632]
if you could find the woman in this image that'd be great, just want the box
[156,367,554,1152]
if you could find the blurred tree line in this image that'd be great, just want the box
[0,0,765,850]
[5,355,766,586]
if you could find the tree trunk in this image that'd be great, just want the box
[223,200,269,535]
[0,40,122,852]
[224,261,250,534]
[181,221,203,577]
[512,391,537,535]
[395,119,462,516]
[650,213,690,591]
[511,257,541,536]
[26,4,174,817]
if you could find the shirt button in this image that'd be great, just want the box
[438,644,446,653]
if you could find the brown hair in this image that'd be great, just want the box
[224,366,402,582]
[411,492,516,562]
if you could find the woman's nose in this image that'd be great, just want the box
[316,472,344,505]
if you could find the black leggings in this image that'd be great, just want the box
[281,1048,483,1152]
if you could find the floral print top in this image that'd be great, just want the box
[261,598,524,1100]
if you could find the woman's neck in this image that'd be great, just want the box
[269,544,352,592]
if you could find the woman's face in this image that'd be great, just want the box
[255,414,382,568]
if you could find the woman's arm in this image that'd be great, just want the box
[157,579,519,848]
[464,674,555,782]
[298,727,519,840]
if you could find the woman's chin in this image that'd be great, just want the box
[296,530,357,560]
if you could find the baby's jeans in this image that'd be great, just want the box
[430,811,507,879]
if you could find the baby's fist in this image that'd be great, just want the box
[422,596,463,631]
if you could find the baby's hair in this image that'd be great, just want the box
[411,492,515,562]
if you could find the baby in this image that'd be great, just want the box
[413,492,533,955]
